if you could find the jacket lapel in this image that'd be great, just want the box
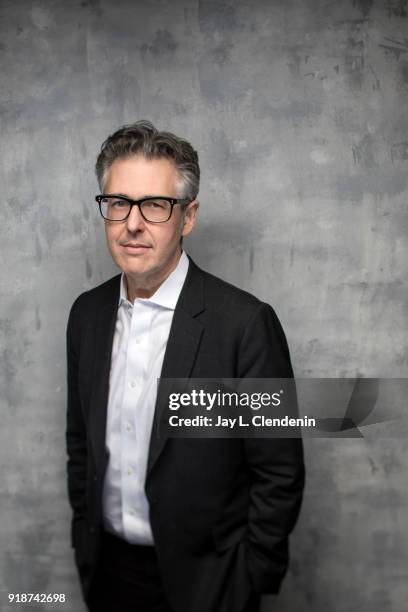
[88,277,120,476]
[146,258,205,477]
[87,260,206,480]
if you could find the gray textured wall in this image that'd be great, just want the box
[1,0,407,610]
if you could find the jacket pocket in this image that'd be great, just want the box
[212,523,247,553]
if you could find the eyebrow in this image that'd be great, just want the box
[103,193,166,200]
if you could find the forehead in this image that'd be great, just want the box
[104,155,180,196]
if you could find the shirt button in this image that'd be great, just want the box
[127,467,133,475]
[135,338,141,344]
[129,381,137,389]
[126,423,133,432]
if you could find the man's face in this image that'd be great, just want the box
[103,155,198,292]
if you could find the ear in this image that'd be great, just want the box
[181,200,199,237]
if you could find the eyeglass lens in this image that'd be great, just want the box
[100,197,172,222]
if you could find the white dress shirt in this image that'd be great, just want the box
[102,251,189,544]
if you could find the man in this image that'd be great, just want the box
[66,121,304,612]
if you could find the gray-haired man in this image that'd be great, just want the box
[66,121,304,612]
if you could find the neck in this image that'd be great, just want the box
[125,249,182,301]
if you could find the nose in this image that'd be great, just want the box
[125,203,146,233]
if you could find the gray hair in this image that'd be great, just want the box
[95,120,200,200]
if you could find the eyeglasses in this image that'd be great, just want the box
[95,194,191,223]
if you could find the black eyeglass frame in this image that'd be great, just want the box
[95,194,192,223]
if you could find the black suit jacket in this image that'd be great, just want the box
[66,256,305,612]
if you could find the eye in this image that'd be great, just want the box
[101,198,128,208]
[144,199,168,210]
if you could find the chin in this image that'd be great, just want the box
[117,253,152,271]
[123,262,151,276]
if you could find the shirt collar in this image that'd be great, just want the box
[119,250,189,310]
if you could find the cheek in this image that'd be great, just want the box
[170,216,185,239]
[155,225,182,248]
[106,227,120,251]
[105,228,113,246]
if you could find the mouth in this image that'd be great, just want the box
[120,242,152,254]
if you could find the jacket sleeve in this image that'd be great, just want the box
[237,302,305,594]
[66,296,88,538]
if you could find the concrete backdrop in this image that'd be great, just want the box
[1,0,407,610]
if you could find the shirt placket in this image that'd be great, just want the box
[121,300,151,538]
